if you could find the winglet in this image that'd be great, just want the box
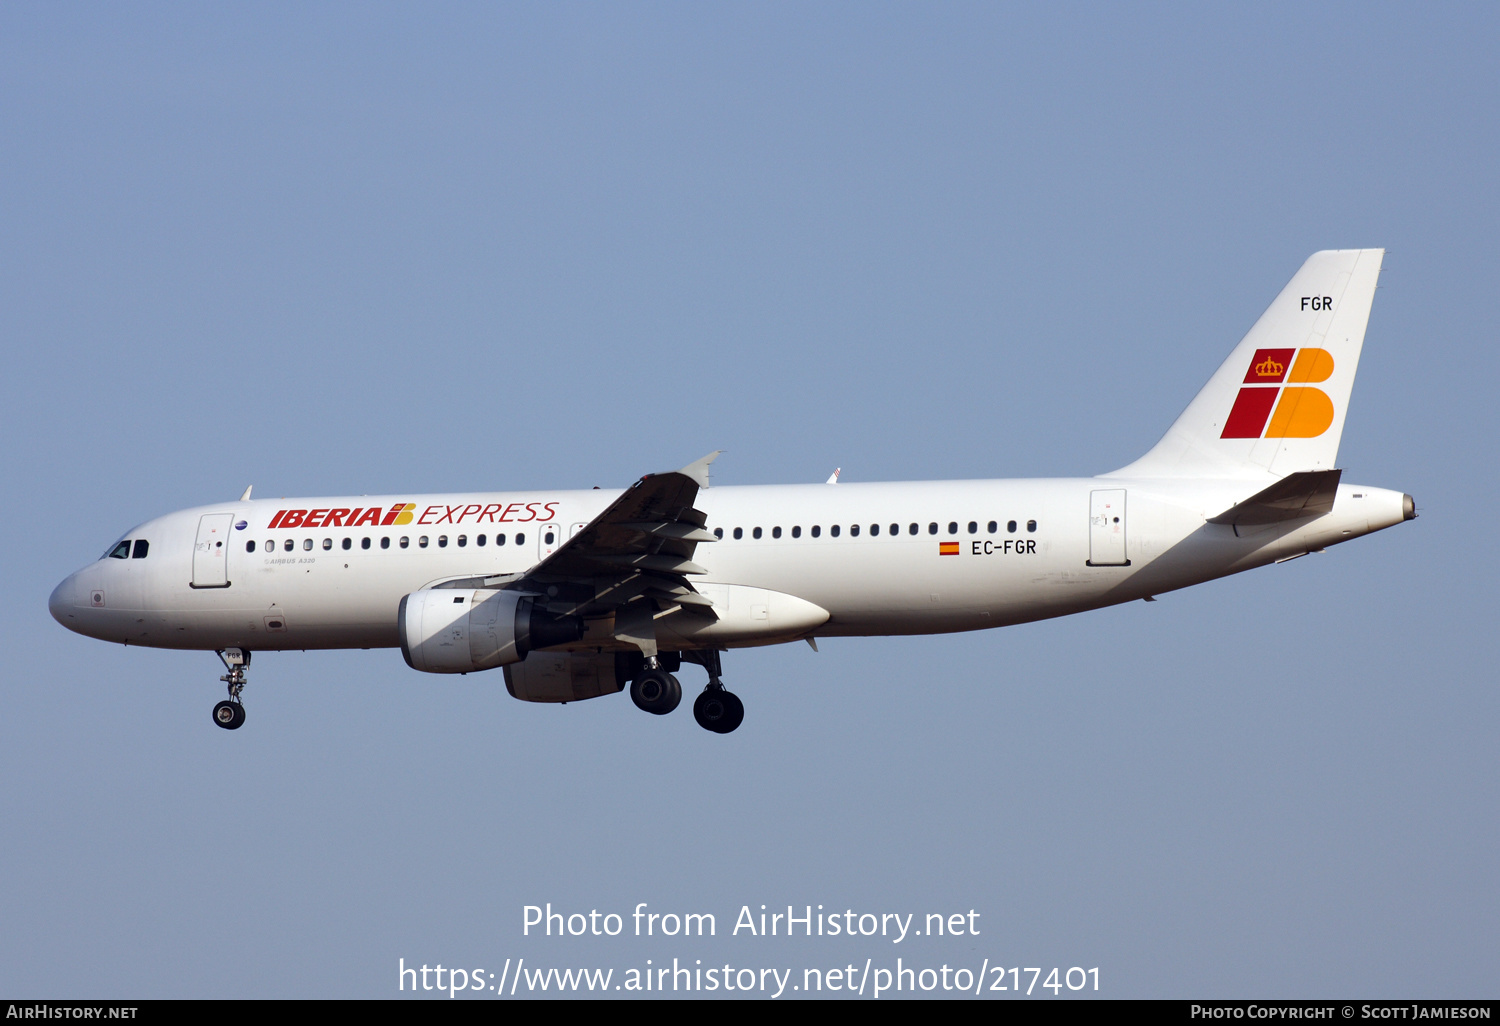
[239,485,253,501]
[826,468,840,485]
[677,451,723,489]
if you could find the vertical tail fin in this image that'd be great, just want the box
[1106,249,1384,481]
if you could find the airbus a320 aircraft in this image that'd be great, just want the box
[51,250,1414,734]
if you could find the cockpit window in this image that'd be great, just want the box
[132,540,149,559]
[108,541,131,559]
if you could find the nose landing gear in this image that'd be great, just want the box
[213,648,249,730]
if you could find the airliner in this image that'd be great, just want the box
[50,250,1414,734]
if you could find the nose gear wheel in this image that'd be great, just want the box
[213,649,250,730]
[212,700,245,730]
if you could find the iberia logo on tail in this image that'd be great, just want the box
[1221,348,1336,439]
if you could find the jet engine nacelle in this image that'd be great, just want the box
[398,588,584,674]
[503,651,631,704]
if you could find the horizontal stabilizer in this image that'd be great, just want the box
[1207,469,1342,526]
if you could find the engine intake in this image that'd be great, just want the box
[398,589,584,674]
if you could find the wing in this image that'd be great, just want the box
[461,451,723,659]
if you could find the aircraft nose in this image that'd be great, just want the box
[49,574,77,628]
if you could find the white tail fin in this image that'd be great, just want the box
[1106,249,1385,481]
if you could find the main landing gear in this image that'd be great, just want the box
[691,649,743,734]
[212,648,249,730]
[628,650,743,734]
[629,662,682,715]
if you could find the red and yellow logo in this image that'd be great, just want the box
[267,503,415,529]
[1221,348,1335,439]
[939,541,960,555]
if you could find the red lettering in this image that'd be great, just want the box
[281,510,307,529]
[268,510,287,529]
[478,504,503,523]
[498,503,522,522]
[522,502,541,522]
[304,509,329,528]
[418,506,440,525]
[353,508,382,527]
[345,507,364,526]
[459,504,482,523]
[325,508,350,527]
[381,504,402,526]
[542,501,559,520]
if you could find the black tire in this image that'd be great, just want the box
[693,689,727,730]
[693,688,744,733]
[630,670,682,715]
[213,701,243,730]
[717,690,744,733]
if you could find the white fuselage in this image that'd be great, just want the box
[49,476,1410,656]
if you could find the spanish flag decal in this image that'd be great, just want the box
[939,542,960,555]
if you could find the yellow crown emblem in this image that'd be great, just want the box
[1255,356,1284,377]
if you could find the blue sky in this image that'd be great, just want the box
[2,3,1496,998]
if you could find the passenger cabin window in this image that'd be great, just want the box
[889,524,898,536]
[132,540,149,558]
[811,526,821,538]
[494,534,504,546]
[928,523,938,535]
[1027,520,1038,533]
[714,527,724,539]
[476,534,486,547]
[831,525,841,537]
[438,535,448,548]
[869,524,879,536]
[772,526,781,539]
[361,537,371,550]
[323,538,333,550]
[381,537,390,549]
[733,528,743,540]
[284,539,295,552]
[968,521,978,534]
[752,527,762,539]
[1007,520,1017,533]
[108,541,131,559]
[909,523,918,535]
[342,538,352,550]
[791,526,801,538]
[419,536,429,548]
[988,521,997,534]
[515,533,525,545]
[544,530,554,545]
[850,524,860,537]
[303,539,313,551]
[457,535,468,547]
[246,541,256,553]
[948,522,958,535]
